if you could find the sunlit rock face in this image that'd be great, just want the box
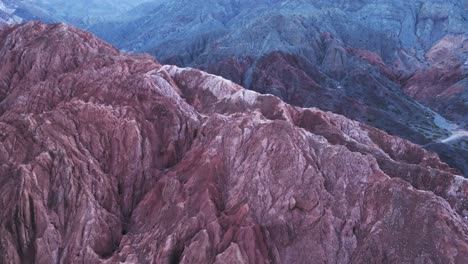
[1,22,468,264]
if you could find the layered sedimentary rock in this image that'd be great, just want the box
[92,0,466,63]
[1,22,468,264]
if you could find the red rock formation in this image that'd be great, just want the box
[1,22,468,264]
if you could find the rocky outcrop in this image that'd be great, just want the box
[1,22,468,264]
[0,1,21,25]
[0,0,55,25]
[90,0,466,63]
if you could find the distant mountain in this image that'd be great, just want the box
[0,0,151,27]
[32,0,151,27]
[0,0,57,25]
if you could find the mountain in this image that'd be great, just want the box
[1,21,468,263]
[88,0,468,175]
[0,1,23,25]
[1,0,466,175]
[0,0,56,25]
[31,0,151,27]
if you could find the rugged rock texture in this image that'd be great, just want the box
[0,0,55,25]
[1,22,468,264]
[86,0,468,175]
[201,43,468,176]
[2,1,467,174]
[91,0,466,63]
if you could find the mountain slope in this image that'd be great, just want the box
[2,0,466,175]
[0,0,56,25]
[0,22,467,264]
[93,0,466,63]
[88,0,468,175]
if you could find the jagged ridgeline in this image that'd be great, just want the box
[0,22,467,263]
[1,0,467,175]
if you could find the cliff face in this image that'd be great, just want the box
[1,22,467,264]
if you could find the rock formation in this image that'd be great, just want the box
[1,22,468,264]
[87,0,468,175]
[2,0,467,175]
